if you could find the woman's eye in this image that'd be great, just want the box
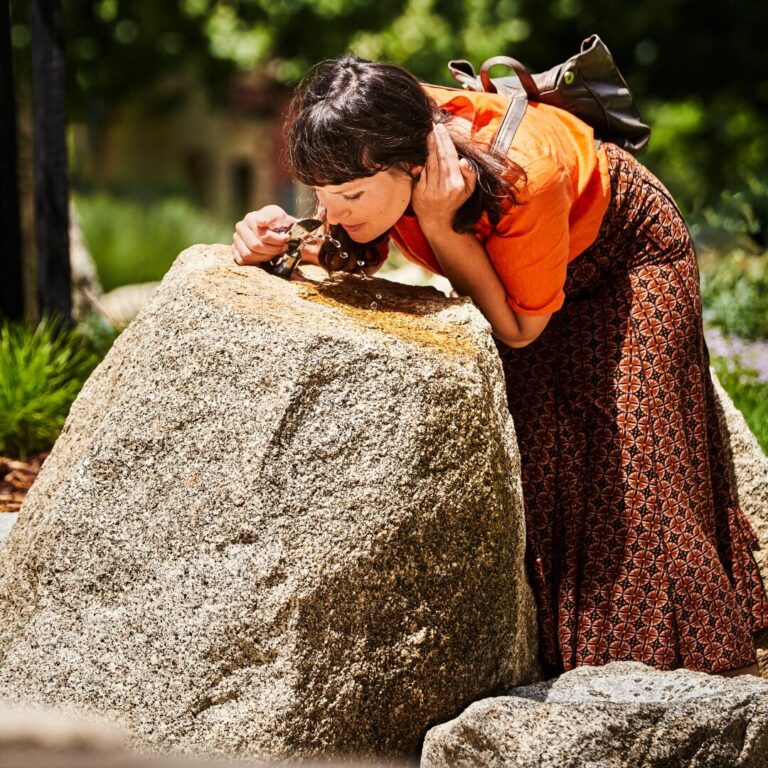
[343,193,363,201]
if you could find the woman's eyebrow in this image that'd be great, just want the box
[312,186,363,195]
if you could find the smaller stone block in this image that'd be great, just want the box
[421,661,768,767]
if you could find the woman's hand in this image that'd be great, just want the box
[232,205,296,266]
[411,122,477,237]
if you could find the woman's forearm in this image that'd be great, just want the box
[421,228,532,345]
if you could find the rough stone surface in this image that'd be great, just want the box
[421,660,768,767]
[710,372,768,676]
[0,245,538,763]
[0,513,18,549]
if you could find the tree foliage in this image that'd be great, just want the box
[29,0,762,111]
[8,0,767,210]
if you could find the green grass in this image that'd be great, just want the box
[75,193,232,292]
[77,312,121,359]
[711,356,768,456]
[698,248,768,341]
[0,317,101,458]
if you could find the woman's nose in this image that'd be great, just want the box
[323,200,349,226]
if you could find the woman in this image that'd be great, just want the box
[232,55,768,677]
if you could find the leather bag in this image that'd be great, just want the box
[448,34,651,156]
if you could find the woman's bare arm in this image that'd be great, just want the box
[423,228,551,348]
[410,123,551,348]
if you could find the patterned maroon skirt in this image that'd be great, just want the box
[496,143,768,675]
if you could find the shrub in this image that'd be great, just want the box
[0,318,100,458]
[642,98,768,218]
[75,194,232,292]
[693,175,768,341]
[710,355,768,456]
[699,176,768,248]
[698,249,768,341]
[77,312,121,359]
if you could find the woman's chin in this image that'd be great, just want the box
[344,225,367,241]
[345,225,388,244]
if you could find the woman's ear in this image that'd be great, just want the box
[407,164,423,183]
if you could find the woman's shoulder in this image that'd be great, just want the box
[511,104,588,187]
[420,82,511,130]
[420,83,589,186]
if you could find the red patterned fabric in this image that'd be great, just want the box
[496,143,768,675]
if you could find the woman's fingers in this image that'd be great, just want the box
[258,229,291,248]
[434,122,460,164]
[245,206,291,230]
[233,232,280,262]
[412,122,476,228]
[413,160,428,201]
[233,232,253,262]
[433,123,465,192]
[235,220,262,251]
[233,216,289,262]
[237,217,289,248]
[232,205,297,266]
[459,157,478,194]
[424,130,440,190]
[424,122,461,190]
[232,232,284,264]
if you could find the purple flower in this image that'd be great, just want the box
[705,325,768,383]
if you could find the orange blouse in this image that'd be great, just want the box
[388,83,612,316]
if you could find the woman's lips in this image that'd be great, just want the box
[344,223,364,233]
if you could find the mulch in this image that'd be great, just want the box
[0,453,48,513]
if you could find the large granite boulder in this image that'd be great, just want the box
[710,374,768,674]
[421,660,768,767]
[0,245,539,762]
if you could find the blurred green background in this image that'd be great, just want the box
[4,0,768,456]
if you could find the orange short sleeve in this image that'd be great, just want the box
[484,156,572,316]
[395,86,612,315]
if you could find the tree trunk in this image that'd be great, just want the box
[30,0,70,322]
[0,0,24,322]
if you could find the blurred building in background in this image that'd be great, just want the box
[69,69,297,221]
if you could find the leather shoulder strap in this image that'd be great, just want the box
[491,97,527,156]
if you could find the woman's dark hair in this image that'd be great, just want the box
[284,54,525,272]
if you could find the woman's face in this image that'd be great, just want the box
[313,166,416,243]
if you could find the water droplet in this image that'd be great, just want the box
[375,293,382,300]
[357,260,366,267]
[327,237,341,248]
[370,301,378,310]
